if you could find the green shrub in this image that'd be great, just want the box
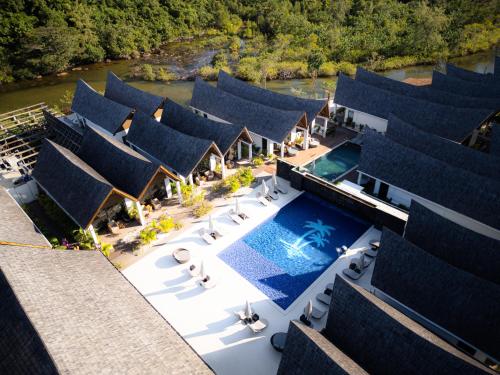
[158,217,175,233]
[335,61,356,76]
[100,242,113,258]
[199,65,219,80]
[237,167,254,187]
[73,228,94,249]
[193,200,213,218]
[224,174,241,193]
[275,61,308,79]
[252,156,264,166]
[127,207,139,220]
[139,227,157,245]
[157,67,176,81]
[318,61,338,77]
[142,64,155,81]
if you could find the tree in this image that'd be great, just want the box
[307,49,326,82]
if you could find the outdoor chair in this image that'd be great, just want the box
[199,229,216,245]
[316,292,332,306]
[342,258,365,280]
[257,193,271,206]
[229,212,244,225]
[248,318,268,333]
[306,304,326,320]
[199,275,216,289]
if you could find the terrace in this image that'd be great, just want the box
[122,178,379,374]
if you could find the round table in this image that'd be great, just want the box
[172,248,190,264]
[270,332,287,352]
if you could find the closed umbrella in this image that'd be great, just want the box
[272,174,278,188]
[208,215,214,233]
[305,300,313,321]
[200,261,206,279]
[235,197,241,216]
[245,300,253,319]
[261,179,269,196]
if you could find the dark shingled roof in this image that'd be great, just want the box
[386,114,500,181]
[323,276,493,374]
[491,125,500,156]
[334,73,492,141]
[190,78,306,143]
[359,131,500,229]
[404,201,500,285]
[277,320,369,375]
[104,71,165,117]
[0,247,212,375]
[217,70,328,125]
[127,111,221,177]
[0,188,49,247]
[32,139,132,229]
[446,63,498,82]
[496,56,500,79]
[71,79,133,135]
[355,67,500,110]
[77,126,177,200]
[160,100,252,155]
[372,229,500,361]
[431,71,500,98]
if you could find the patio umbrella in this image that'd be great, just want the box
[305,300,313,321]
[235,197,241,215]
[272,174,278,188]
[208,215,214,233]
[245,300,253,319]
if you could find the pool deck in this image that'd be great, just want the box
[123,178,380,375]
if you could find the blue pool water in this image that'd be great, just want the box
[303,142,361,182]
[218,193,370,309]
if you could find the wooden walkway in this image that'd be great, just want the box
[0,103,59,173]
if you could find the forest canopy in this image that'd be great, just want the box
[0,0,498,83]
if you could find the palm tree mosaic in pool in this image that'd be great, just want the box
[218,193,371,309]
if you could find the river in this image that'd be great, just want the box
[0,49,496,114]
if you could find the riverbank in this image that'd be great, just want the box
[0,49,496,114]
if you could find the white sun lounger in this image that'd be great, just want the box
[248,319,267,333]
[229,212,244,225]
[276,183,288,194]
[188,264,201,277]
[199,229,215,245]
[316,293,332,306]
[235,310,248,321]
[257,193,271,206]
[267,189,279,200]
[199,277,216,289]
[365,247,379,257]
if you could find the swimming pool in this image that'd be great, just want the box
[218,193,370,309]
[303,142,361,182]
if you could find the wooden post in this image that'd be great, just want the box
[221,155,226,178]
[280,142,285,158]
[237,141,242,160]
[304,127,310,150]
[373,179,381,196]
[248,142,253,160]
[357,172,362,186]
[188,174,194,185]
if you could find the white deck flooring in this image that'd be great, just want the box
[123,178,380,375]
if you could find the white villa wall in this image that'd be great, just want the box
[349,108,388,133]
[7,179,38,204]
[387,185,413,208]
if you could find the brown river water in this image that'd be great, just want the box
[0,47,496,114]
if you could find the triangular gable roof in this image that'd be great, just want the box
[127,111,221,177]
[71,80,133,135]
[32,140,134,228]
[432,70,500,98]
[405,201,500,285]
[323,275,493,374]
[386,114,500,181]
[217,70,329,125]
[160,100,252,155]
[78,126,177,200]
[334,73,493,142]
[446,63,498,82]
[372,228,500,361]
[355,67,499,110]
[190,78,306,143]
[104,72,165,117]
[0,247,213,374]
[359,131,500,229]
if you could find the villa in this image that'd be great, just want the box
[160,100,253,165]
[446,62,499,82]
[104,71,166,119]
[332,73,494,142]
[431,70,500,98]
[70,79,134,139]
[191,77,309,157]
[2,58,500,375]
[126,111,224,185]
